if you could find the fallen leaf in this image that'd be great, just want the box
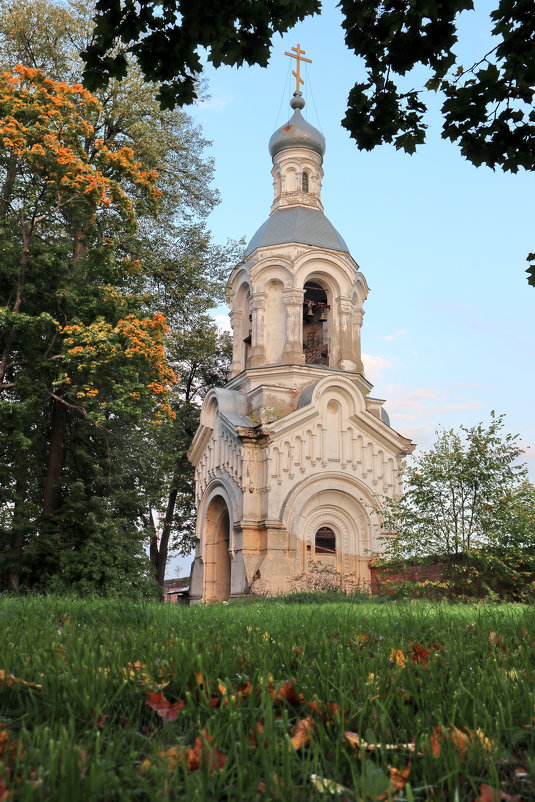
[145,691,185,722]
[388,763,411,794]
[343,732,417,753]
[290,717,315,750]
[270,679,301,706]
[251,720,264,747]
[186,730,227,773]
[476,782,523,801]
[0,670,41,690]
[389,649,406,667]
[410,643,432,668]
[310,773,351,794]
[430,725,494,758]
[141,729,226,774]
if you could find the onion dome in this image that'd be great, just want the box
[268,93,326,159]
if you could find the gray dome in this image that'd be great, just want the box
[269,97,325,159]
[246,207,348,255]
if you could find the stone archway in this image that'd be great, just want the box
[203,496,231,602]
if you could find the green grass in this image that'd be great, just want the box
[0,597,533,801]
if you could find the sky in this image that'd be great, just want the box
[168,0,534,576]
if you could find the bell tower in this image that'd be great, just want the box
[188,57,414,602]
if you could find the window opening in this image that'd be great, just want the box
[303,282,329,366]
[301,172,309,192]
[315,527,336,554]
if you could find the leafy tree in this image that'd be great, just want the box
[0,66,172,592]
[145,322,233,593]
[0,1,239,594]
[82,0,534,174]
[381,413,530,559]
[379,414,534,599]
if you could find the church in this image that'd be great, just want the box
[187,49,414,602]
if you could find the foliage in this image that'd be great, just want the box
[82,0,535,175]
[0,1,238,595]
[378,413,534,601]
[381,413,530,558]
[0,596,533,800]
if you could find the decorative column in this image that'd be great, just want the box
[229,309,242,377]
[353,308,364,373]
[250,292,267,367]
[337,296,357,370]
[282,288,305,363]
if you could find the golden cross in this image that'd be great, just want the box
[284,44,312,94]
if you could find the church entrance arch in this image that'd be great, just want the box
[203,496,231,602]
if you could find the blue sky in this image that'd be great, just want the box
[168,0,534,575]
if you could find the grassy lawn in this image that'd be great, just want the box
[0,597,533,801]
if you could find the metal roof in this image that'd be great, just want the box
[269,107,326,159]
[246,207,348,255]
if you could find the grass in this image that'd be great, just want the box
[0,596,533,801]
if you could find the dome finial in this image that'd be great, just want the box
[290,92,305,110]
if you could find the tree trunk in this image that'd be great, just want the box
[43,398,67,516]
[0,226,30,385]
[5,481,27,591]
[0,155,17,219]
[149,467,181,601]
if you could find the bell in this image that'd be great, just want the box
[319,308,327,322]
[306,302,314,317]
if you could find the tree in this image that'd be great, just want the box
[145,323,233,594]
[82,0,534,173]
[0,65,174,592]
[381,413,530,560]
[0,0,240,595]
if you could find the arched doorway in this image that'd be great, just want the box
[203,496,231,602]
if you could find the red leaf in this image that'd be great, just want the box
[271,679,300,705]
[145,691,185,722]
[476,783,523,802]
[410,642,432,668]
[290,717,315,750]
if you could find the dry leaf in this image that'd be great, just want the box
[0,670,41,690]
[271,679,300,706]
[145,691,185,722]
[290,717,315,750]
[389,649,406,667]
[310,773,351,795]
[410,643,432,668]
[476,783,523,802]
[343,732,417,753]
[389,763,411,793]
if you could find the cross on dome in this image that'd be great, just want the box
[284,44,312,94]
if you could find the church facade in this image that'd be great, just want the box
[187,80,414,602]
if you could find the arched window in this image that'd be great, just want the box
[315,527,336,555]
[301,171,309,192]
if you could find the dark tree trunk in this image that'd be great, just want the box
[43,399,67,516]
[5,482,27,591]
[148,467,181,601]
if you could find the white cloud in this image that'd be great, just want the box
[213,313,232,333]
[362,353,393,381]
[436,401,483,412]
[380,329,408,342]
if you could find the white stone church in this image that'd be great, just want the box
[187,78,414,602]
